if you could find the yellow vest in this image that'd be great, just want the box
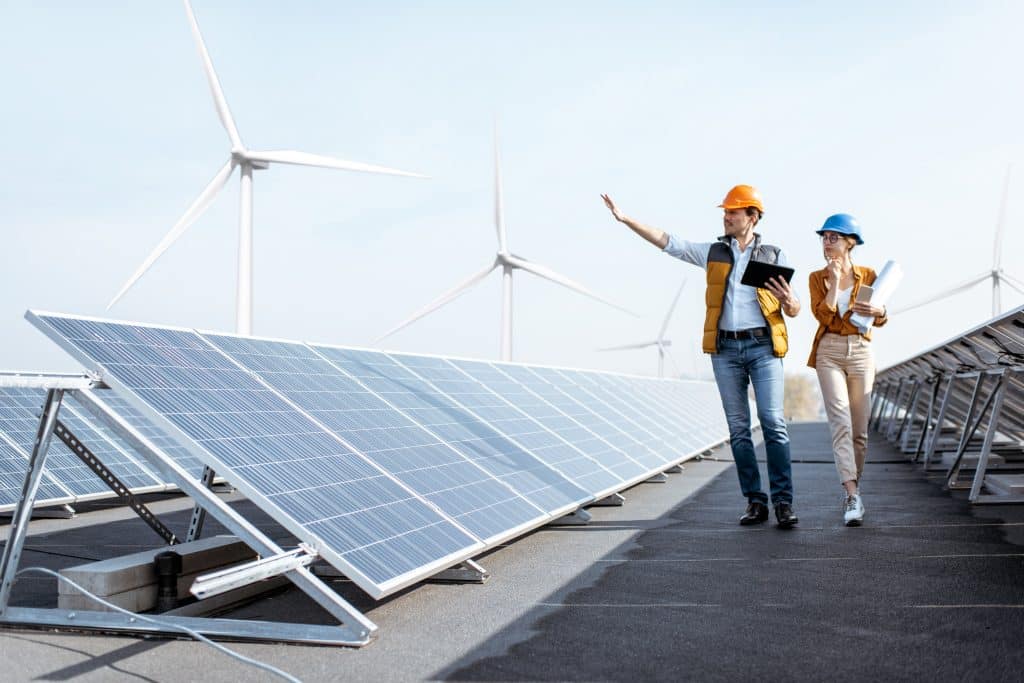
[702,235,789,357]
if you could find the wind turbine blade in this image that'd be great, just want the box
[994,164,1012,270]
[660,342,684,377]
[890,272,991,314]
[493,123,508,253]
[658,277,687,340]
[597,341,659,352]
[108,160,234,309]
[376,262,498,342]
[1000,272,1024,297]
[183,0,242,149]
[247,150,428,178]
[506,255,639,317]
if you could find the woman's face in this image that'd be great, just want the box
[821,231,851,261]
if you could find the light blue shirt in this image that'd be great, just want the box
[663,233,790,331]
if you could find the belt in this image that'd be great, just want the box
[718,327,769,340]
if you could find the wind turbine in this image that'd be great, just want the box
[598,278,687,378]
[377,127,635,361]
[893,165,1024,317]
[107,0,426,335]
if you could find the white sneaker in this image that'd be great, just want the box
[843,493,865,526]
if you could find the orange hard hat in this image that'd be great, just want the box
[718,185,765,213]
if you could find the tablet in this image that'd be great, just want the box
[740,260,795,289]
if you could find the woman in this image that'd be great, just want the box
[807,214,888,526]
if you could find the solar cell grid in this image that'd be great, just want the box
[314,346,591,514]
[87,391,211,480]
[32,314,480,596]
[0,388,110,497]
[493,363,652,480]
[656,379,726,444]
[599,376,712,453]
[446,358,625,496]
[200,334,547,543]
[58,395,164,490]
[526,367,670,470]
[552,369,684,461]
[607,376,711,453]
[0,433,69,509]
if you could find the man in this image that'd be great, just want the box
[601,185,801,527]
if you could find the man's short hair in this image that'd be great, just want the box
[744,206,763,224]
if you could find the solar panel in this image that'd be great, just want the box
[581,375,685,447]
[492,363,654,481]
[0,431,69,510]
[524,366,671,471]
[86,390,215,481]
[873,305,1024,502]
[608,376,727,453]
[0,388,111,498]
[659,381,721,446]
[58,393,165,490]
[311,346,591,515]
[30,313,482,598]
[200,333,548,543]
[551,369,685,461]
[446,358,627,496]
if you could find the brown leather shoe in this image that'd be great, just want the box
[739,501,769,525]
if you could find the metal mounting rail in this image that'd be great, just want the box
[52,419,179,545]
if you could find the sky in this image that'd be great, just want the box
[2,0,1023,381]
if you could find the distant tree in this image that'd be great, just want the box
[784,373,823,422]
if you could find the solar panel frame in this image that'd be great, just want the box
[28,312,483,599]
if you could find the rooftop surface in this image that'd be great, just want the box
[2,422,1023,681]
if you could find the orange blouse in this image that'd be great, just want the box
[807,264,889,368]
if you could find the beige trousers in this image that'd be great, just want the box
[815,333,875,486]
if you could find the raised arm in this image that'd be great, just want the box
[601,194,669,249]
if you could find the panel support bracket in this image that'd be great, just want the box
[589,493,625,507]
[550,508,592,526]
[429,559,489,584]
[0,389,378,647]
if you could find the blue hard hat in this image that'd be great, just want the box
[816,213,864,245]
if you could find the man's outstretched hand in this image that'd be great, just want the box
[601,194,625,222]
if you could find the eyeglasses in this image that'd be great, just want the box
[820,233,845,244]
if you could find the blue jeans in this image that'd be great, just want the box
[711,335,793,505]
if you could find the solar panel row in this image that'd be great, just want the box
[28,311,731,600]
[873,305,1024,503]
[0,387,173,511]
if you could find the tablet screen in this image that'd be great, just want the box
[740,260,795,289]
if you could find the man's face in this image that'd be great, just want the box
[722,208,755,236]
